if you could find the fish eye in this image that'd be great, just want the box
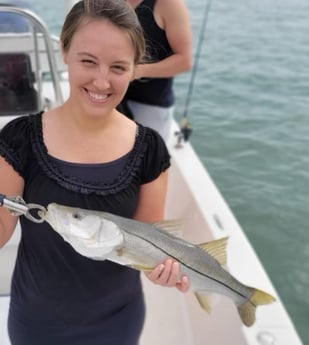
[72,212,82,220]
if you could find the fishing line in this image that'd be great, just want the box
[177,0,213,144]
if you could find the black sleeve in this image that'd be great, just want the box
[0,115,31,177]
[140,127,171,184]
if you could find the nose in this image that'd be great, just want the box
[93,66,111,89]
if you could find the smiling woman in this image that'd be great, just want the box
[62,19,136,119]
[0,1,189,344]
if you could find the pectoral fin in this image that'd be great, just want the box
[131,264,154,272]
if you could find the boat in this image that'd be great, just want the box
[0,4,304,345]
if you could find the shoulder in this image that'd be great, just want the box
[0,112,42,174]
[137,125,171,183]
[139,124,168,152]
[1,112,41,134]
[1,115,31,138]
[156,0,189,15]
[155,0,190,32]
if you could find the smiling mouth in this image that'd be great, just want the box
[87,90,110,102]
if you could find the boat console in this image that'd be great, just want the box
[0,52,38,115]
[0,5,66,125]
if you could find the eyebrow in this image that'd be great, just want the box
[77,52,98,60]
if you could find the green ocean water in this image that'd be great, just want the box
[26,1,309,343]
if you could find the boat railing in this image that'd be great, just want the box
[0,6,64,118]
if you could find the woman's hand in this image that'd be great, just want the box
[144,258,190,293]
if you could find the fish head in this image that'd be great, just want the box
[40,203,124,259]
[42,203,100,238]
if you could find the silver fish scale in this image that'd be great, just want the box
[100,211,253,303]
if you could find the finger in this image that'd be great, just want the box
[166,261,181,286]
[176,275,190,293]
[156,259,174,285]
[145,263,165,281]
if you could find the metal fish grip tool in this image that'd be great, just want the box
[0,193,46,223]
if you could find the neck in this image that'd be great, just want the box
[60,102,116,135]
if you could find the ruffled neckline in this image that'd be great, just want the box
[29,112,147,195]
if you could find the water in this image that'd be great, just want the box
[25,1,309,343]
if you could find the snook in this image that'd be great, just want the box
[40,203,275,327]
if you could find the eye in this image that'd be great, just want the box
[112,64,127,73]
[81,59,96,66]
[72,212,82,220]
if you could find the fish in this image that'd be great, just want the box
[39,202,276,327]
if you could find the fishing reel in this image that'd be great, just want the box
[174,117,192,148]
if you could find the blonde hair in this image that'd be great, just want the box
[60,0,145,64]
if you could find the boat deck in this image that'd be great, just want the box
[140,277,247,345]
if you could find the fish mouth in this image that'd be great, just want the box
[38,203,70,234]
[38,208,47,219]
[38,207,52,224]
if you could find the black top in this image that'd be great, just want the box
[0,112,170,344]
[124,0,174,107]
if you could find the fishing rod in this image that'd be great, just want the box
[176,0,213,145]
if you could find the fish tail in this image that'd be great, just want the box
[238,288,276,327]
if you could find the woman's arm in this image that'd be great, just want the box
[134,169,190,292]
[0,156,24,248]
[133,169,168,222]
[133,0,192,80]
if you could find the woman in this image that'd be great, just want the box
[0,1,189,344]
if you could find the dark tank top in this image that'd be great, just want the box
[124,0,174,107]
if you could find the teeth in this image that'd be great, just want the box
[88,91,108,101]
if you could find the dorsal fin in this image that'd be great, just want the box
[199,237,229,266]
[152,219,183,238]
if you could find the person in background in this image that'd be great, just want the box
[119,0,192,141]
[0,1,189,344]
[0,0,33,32]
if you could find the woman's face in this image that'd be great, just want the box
[63,19,135,118]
